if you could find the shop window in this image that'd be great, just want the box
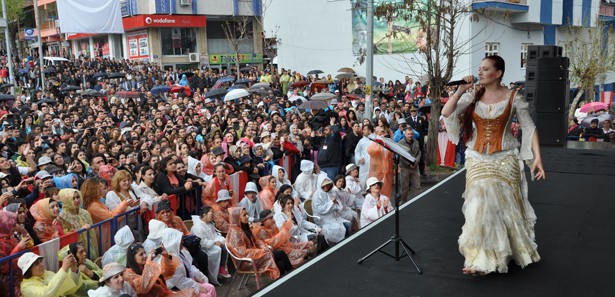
[161,28,197,56]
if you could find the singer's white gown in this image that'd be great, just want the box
[443,89,541,274]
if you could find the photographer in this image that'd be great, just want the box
[310,116,343,179]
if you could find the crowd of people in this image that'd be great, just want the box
[0,56,438,297]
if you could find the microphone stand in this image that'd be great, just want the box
[357,138,422,274]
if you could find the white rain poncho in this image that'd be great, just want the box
[311,175,348,244]
[160,228,209,293]
[190,215,226,284]
[102,225,134,266]
[143,219,167,254]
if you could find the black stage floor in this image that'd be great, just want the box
[255,147,615,297]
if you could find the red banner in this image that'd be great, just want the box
[123,15,206,30]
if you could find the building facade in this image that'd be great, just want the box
[264,0,614,84]
[18,0,265,70]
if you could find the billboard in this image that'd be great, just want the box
[351,0,424,55]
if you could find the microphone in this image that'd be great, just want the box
[446,76,477,86]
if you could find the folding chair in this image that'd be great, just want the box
[224,243,269,297]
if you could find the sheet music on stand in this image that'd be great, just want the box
[367,135,416,163]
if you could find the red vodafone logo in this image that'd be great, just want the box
[145,17,153,24]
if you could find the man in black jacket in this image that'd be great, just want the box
[406,106,427,177]
[344,121,362,167]
[311,118,342,179]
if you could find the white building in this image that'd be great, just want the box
[264,0,614,86]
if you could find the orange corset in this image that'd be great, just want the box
[472,92,515,154]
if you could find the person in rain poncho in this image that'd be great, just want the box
[271,165,299,200]
[225,207,281,280]
[293,160,318,201]
[30,198,66,242]
[57,241,103,296]
[237,182,263,223]
[102,225,134,267]
[58,189,99,260]
[190,206,230,285]
[360,177,392,228]
[332,175,359,232]
[160,228,216,297]
[19,251,82,297]
[143,219,167,254]
[87,262,137,297]
[187,156,208,180]
[178,74,189,86]
[344,163,365,212]
[53,173,78,189]
[311,175,350,244]
[354,123,375,186]
[258,176,277,210]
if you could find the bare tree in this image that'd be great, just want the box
[222,16,252,72]
[562,19,615,121]
[374,0,476,166]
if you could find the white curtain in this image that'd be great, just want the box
[57,0,124,34]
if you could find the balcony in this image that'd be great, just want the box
[471,0,529,13]
[599,2,615,21]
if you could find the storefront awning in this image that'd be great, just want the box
[123,14,206,31]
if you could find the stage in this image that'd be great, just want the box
[254,147,615,297]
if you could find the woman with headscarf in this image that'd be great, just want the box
[30,198,66,242]
[0,210,31,297]
[4,199,41,245]
[311,175,350,245]
[52,173,78,190]
[253,209,314,268]
[160,228,217,297]
[124,242,193,297]
[101,225,135,267]
[258,175,277,210]
[225,207,281,280]
[58,188,99,260]
[187,157,208,181]
[19,251,82,297]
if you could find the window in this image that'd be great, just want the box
[520,43,532,68]
[161,28,197,56]
[485,42,499,57]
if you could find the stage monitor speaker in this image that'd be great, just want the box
[532,112,567,146]
[524,80,569,113]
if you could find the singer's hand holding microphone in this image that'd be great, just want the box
[446,75,477,93]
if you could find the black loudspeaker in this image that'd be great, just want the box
[526,68,567,83]
[526,56,569,69]
[527,45,563,62]
[532,112,567,146]
[525,82,568,113]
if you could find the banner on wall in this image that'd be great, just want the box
[127,30,149,60]
[57,0,124,34]
[209,53,263,65]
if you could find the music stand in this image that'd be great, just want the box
[357,135,422,274]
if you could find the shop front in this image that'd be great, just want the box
[66,33,125,60]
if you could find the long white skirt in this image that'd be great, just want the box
[459,149,541,273]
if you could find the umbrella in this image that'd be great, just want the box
[82,89,104,97]
[418,104,431,114]
[38,98,57,105]
[252,82,270,89]
[228,84,247,91]
[580,113,614,127]
[60,86,81,92]
[116,91,140,98]
[224,89,250,101]
[310,83,327,93]
[310,92,335,101]
[236,78,251,84]
[216,76,235,84]
[18,68,29,76]
[239,66,252,73]
[290,81,309,88]
[42,67,56,74]
[251,88,271,96]
[289,95,307,103]
[337,67,355,73]
[580,102,609,113]
[150,86,171,95]
[170,86,191,96]
[0,83,14,88]
[92,72,108,79]
[335,73,354,79]
[346,94,361,100]
[205,88,227,98]
[299,100,328,110]
[307,70,324,75]
[0,94,15,101]
[372,81,384,87]
[108,72,125,79]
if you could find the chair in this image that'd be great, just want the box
[183,219,193,231]
[223,243,268,297]
[302,199,320,223]
[94,257,102,268]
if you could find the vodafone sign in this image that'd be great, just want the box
[123,15,206,30]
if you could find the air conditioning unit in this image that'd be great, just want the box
[188,53,199,62]
[55,20,61,28]
[179,0,191,6]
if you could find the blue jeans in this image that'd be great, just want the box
[320,166,339,180]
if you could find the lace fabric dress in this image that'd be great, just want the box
[443,90,541,274]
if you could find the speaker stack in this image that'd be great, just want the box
[524,45,570,146]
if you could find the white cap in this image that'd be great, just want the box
[17,252,43,275]
[34,170,52,180]
[100,262,126,282]
[37,156,52,166]
[244,182,258,194]
[216,190,232,202]
[366,177,383,191]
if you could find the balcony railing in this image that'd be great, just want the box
[471,0,529,13]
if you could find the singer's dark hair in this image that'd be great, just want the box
[461,55,505,144]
